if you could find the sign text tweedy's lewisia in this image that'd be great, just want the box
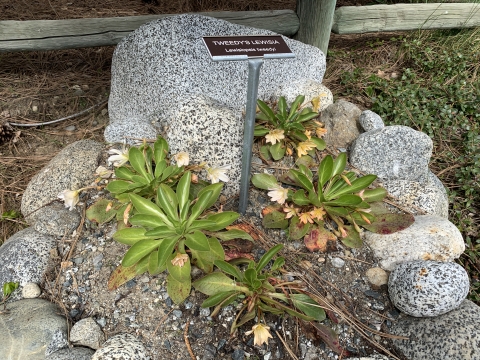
[211,40,281,46]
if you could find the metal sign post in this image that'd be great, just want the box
[203,35,295,214]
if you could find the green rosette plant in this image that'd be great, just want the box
[109,171,252,304]
[254,95,327,161]
[1,281,18,313]
[193,244,325,335]
[252,153,414,250]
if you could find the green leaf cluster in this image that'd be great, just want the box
[111,171,251,304]
[193,244,325,333]
[252,153,402,248]
[255,95,326,160]
[1,281,19,311]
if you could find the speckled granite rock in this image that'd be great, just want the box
[381,171,449,218]
[33,203,82,236]
[48,346,96,360]
[358,110,384,132]
[0,299,68,359]
[391,300,480,360]
[106,13,326,143]
[70,317,105,350]
[21,139,104,226]
[0,227,55,287]
[350,125,433,182]
[275,79,333,113]
[346,354,394,360]
[388,261,469,317]
[92,333,148,360]
[165,94,242,197]
[364,215,465,271]
[320,100,362,149]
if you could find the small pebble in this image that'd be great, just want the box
[200,308,211,317]
[365,267,389,288]
[232,349,245,360]
[32,105,38,112]
[65,125,76,131]
[331,257,345,268]
[22,282,41,298]
[173,310,183,318]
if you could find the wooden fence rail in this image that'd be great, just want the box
[1,3,479,54]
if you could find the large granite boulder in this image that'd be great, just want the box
[106,14,326,144]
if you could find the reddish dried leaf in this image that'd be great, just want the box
[224,250,254,262]
[304,226,337,252]
[364,202,415,234]
[311,322,352,357]
[227,222,263,241]
[261,204,282,217]
[108,264,137,291]
[222,239,254,253]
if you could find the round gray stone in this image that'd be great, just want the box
[21,139,104,224]
[33,203,82,237]
[70,317,105,350]
[0,227,56,287]
[92,333,147,360]
[391,300,480,360]
[0,299,68,359]
[358,110,385,132]
[388,260,469,317]
[320,99,362,149]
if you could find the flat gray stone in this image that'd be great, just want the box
[33,203,82,237]
[364,215,465,271]
[358,110,384,132]
[92,333,148,360]
[319,100,362,149]
[391,300,480,359]
[0,299,68,359]
[381,171,449,218]
[21,139,104,225]
[70,317,105,350]
[0,227,56,287]
[106,13,326,143]
[389,260,469,317]
[350,125,433,182]
[48,347,95,360]
[166,94,242,197]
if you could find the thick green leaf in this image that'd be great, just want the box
[115,167,136,180]
[361,188,388,202]
[262,209,288,229]
[129,193,173,227]
[86,199,116,224]
[187,219,215,232]
[204,212,239,231]
[167,252,191,282]
[332,152,347,177]
[107,256,149,291]
[256,244,283,272]
[154,137,169,164]
[269,141,286,160]
[214,260,243,280]
[340,225,363,248]
[289,216,312,240]
[122,239,162,267]
[201,291,238,308]
[167,274,191,304]
[290,169,314,192]
[297,164,313,182]
[318,155,333,188]
[185,231,210,251]
[254,125,270,137]
[328,174,377,199]
[113,228,153,246]
[363,203,415,234]
[177,171,191,219]
[295,155,315,169]
[187,190,214,226]
[310,136,326,150]
[297,111,319,123]
[251,173,279,190]
[130,175,149,185]
[156,236,180,271]
[106,180,131,194]
[157,184,179,221]
[271,256,285,271]
[324,171,356,197]
[324,205,350,218]
[292,190,312,206]
[190,236,225,273]
[192,272,238,296]
[277,96,287,121]
[129,214,164,228]
[259,145,272,161]
[287,95,305,119]
[128,147,148,179]
[257,99,276,123]
[290,294,326,322]
[154,159,167,179]
[148,251,167,275]
[144,225,177,237]
[323,194,363,207]
[234,309,257,329]
[213,229,253,241]
[197,183,223,212]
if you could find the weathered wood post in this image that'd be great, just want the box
[295,0,337,54]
